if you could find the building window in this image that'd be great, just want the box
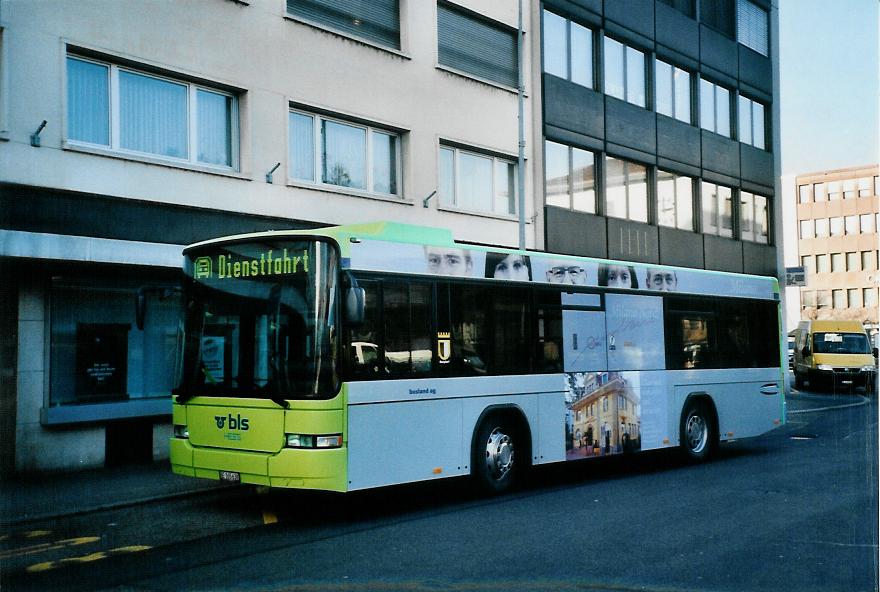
[798,184,811,203]
[543,10,593,88]
[288,109,400,196]
[799,220,814,239]
[701,182,733,237]
[858,177,873,197]
[736,0,769,56]
[67,54,238,169]
[813,182,826,201]
[286,0,400,49]
[832,289,845,309]
[605,156,648,222]
[831,253,843,272]
[801,255,814,276]
[816,254,829,273]
[604,37,646,107]
[655,59,692,124]
[845,215,858,235]
[826,181,841,200]
[657,170,694,230]
[801,290,816,308]
[842,179,857,199]
[846,252,859,271]
[817,290,831,309]
[544,140,596,213]
[440,144,517,215]
[829,217,844,237]
[740,191,769,243]
[847,288,859,308]
[738,95,766,149]
[700,78,731,137]
[437,3,518,88]
[860,214,874,233]
[864,288,878,307]
[862,251,876,271]
[875,176,880,197]
[49,277,181,408]
[700,0,734,38]
[815,218,829,237]
[658,0,696,17]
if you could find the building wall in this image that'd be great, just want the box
[0,0,537,471]
[794,165,880,331]
[538,0,780,277]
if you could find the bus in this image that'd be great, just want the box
[167,221,784,494]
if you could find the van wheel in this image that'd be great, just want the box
[472,416,519,494]
[680,399,717,462]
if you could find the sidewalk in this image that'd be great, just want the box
[1,462,231,527]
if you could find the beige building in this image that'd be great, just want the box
[0,0,536,472]
[569,374,639,456]
[795,165,879,332]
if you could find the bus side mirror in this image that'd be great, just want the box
[345,286,365,326]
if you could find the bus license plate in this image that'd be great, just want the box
[219,471,240,483]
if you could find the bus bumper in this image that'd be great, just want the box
[170,438,347,492]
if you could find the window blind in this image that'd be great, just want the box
[437,4,518,88]
[287,0,400,49]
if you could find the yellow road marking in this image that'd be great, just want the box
[25,530,52,538]
[0,536,100,560]
[26,544,151,573]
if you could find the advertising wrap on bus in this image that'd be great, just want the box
[345,239,777,300]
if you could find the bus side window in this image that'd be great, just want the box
[492,287,531,375]
[383,282,433,377]
[449,285,490,375]
[348,280,381,378]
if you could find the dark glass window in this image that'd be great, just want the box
[665,296,780,369]
[659,0,696,18]
[700,0,734,37]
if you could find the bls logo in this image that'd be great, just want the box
[214,414,250,431]
[194,257,212,279]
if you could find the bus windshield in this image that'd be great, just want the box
[812,332,871,355]
[178,239,338,400]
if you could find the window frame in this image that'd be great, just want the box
[542,9,594,89]
[656,169,695,231]
[737,94,766,149]
[439,143,518,217]
[740,190,769,243]
[604,156,649,223]
[701,181,734,238]
[65,53,240,171]
[603,36,647,108]
[544,140,596,214]
[699,78,732,137]
[655,58,693,124]
[288,108,402,198]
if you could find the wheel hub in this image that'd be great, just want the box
[685,413,708,453]
[485,428,514,481]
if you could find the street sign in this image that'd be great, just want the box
[785,266,806,287]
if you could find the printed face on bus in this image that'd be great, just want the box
[492,254,530,281]
[601,265,635,289]
[546,263,587,285]
[425,247,473,277]
[646,269,677,291]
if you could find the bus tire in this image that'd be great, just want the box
[472,415,521,495]
[679,398,717,462]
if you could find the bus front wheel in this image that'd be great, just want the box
[472,416,519,494]
[679,399,718,462]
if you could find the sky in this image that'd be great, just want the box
[779,0,879,175]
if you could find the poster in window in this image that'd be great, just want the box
[75,323,130,401]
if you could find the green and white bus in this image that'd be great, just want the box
[169,221,784,493]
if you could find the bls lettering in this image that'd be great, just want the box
[214,414,250,431]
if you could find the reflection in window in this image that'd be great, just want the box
[700,78,730,137]
[701,182,733,237]
[543,10,593,88]
[605,156,647,222]
[440,145,517,215]
[740,191,769,243]
[604,37,645,107]
[545,140,595,213]
[657,170,694,230]
[738,95,765,149]
[656,59,691,123]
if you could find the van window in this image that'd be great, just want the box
[813,332,870,355]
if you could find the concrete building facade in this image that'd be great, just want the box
[0,0,536,472]
[794,165,880,333]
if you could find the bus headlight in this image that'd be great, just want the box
[817,364,833,371]
[173,424,189,439]
[861,365,876,372]
[285,434,342,448]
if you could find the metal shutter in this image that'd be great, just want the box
[737,0,769,56]
[287,0,400,50]
[437,4,518,88]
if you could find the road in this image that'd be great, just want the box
[2,385,877,592]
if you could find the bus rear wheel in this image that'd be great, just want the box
[472,416,519,494]
[680,399,717,462]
